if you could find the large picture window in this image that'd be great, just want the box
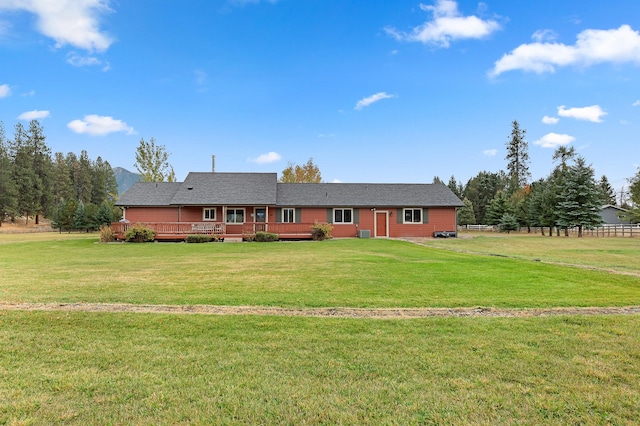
[282,208,295,223]
[203,208,216,221]
[334,208,353,224]
[226,208,245,224]
[403,208,422,224]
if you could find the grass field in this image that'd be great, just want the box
[1,233,639,308]
[1,232,639,424]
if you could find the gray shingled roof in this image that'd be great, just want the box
[169,172,277,205]
[116,182,181,206]
[116,173,464,208]
[276,183,464,207]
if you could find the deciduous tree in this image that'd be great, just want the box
[278,158,322,183]
[134,137,176,182]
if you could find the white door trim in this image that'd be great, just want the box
[374,210,389,238]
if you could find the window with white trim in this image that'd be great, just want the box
[282,208,295,223]
[203,208,216,221]
[226,208,245,224]
[403,208,422,224]
[334,208,353,224]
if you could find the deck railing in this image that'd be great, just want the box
[111,221,315,240]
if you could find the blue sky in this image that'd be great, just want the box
[1,0,639,194]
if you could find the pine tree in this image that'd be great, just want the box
[0,121,17,225]
[485,191,515,226]
[498,213,519,234]
[73,200,87,231]
[52,152,74,207]
[505,120,531,195]
[10,123,40,224]
[597,175,616,206]
[447,175,464,198]
[457,197,476,225]
[555,156,603,237]
[27,120,53,222]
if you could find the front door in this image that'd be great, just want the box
[255,208,266,232]
[375,211,388,238]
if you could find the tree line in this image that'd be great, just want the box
[437,120,640,236]
[0,119,121,230]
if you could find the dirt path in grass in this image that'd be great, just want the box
[1,302,640,318]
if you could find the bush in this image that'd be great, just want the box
[124,224,156,243]
[311,222,333,241]
[255,231,279,242]
[99,225,116,243]
[185,234,213,243]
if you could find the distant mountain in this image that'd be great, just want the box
[114,167,140,195]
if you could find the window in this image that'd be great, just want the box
[226,208,245,224]
[203,208,216,221]
[282,208,295,223]
[334,208,353,224]
[403,208,422,224]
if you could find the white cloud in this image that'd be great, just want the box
[355,92,396,110]
[66,52,109,70]
[0,0,113,52]
[385,0,501,48]
[542,115,559,124]
[483,149,497,156]
[534,132,575,148]
[18,110,50,120]
[491,25,640,76]
[249,151,281,164]
[532,29,557,43]
[0,83,10,97]
[332,178,342,183]
[557,105,607,122]
[67,114,135,136]
[633,100,640,106]
[194,70,207,86]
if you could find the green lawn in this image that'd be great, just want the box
[425,232,640,275]
[0,311,638,424]
[2,233,639,424]
[1,235,639,307]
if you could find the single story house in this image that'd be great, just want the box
[599,204,632,225]
[113,172,464,240]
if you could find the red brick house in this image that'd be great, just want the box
[112,172,464,240]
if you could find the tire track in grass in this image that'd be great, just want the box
[1,303,639,318]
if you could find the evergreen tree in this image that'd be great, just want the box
[447,175,464,199]
[620,167,640,223]
[0,121,17,225]
[73,200,87,230]
[52,152,74,207]
[555,156,603,237]
[498,213,519,234]
[463,171,508,224]
[597,175,616,206]
[51,199,77,232]
[485,191,515,226]
[103,160,119,202]
[432,176,444,184]
[457,197,476,226]
[10,123,40,224]
[505,120,531,195]
[27,120,53,222]
[76,150,93,204]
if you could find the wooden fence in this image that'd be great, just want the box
[459,224,640,237]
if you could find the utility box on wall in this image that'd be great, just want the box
[358,229,370,238]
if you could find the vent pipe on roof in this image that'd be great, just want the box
[212,155,216,173]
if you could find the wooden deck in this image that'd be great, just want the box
[111,222,316,241]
